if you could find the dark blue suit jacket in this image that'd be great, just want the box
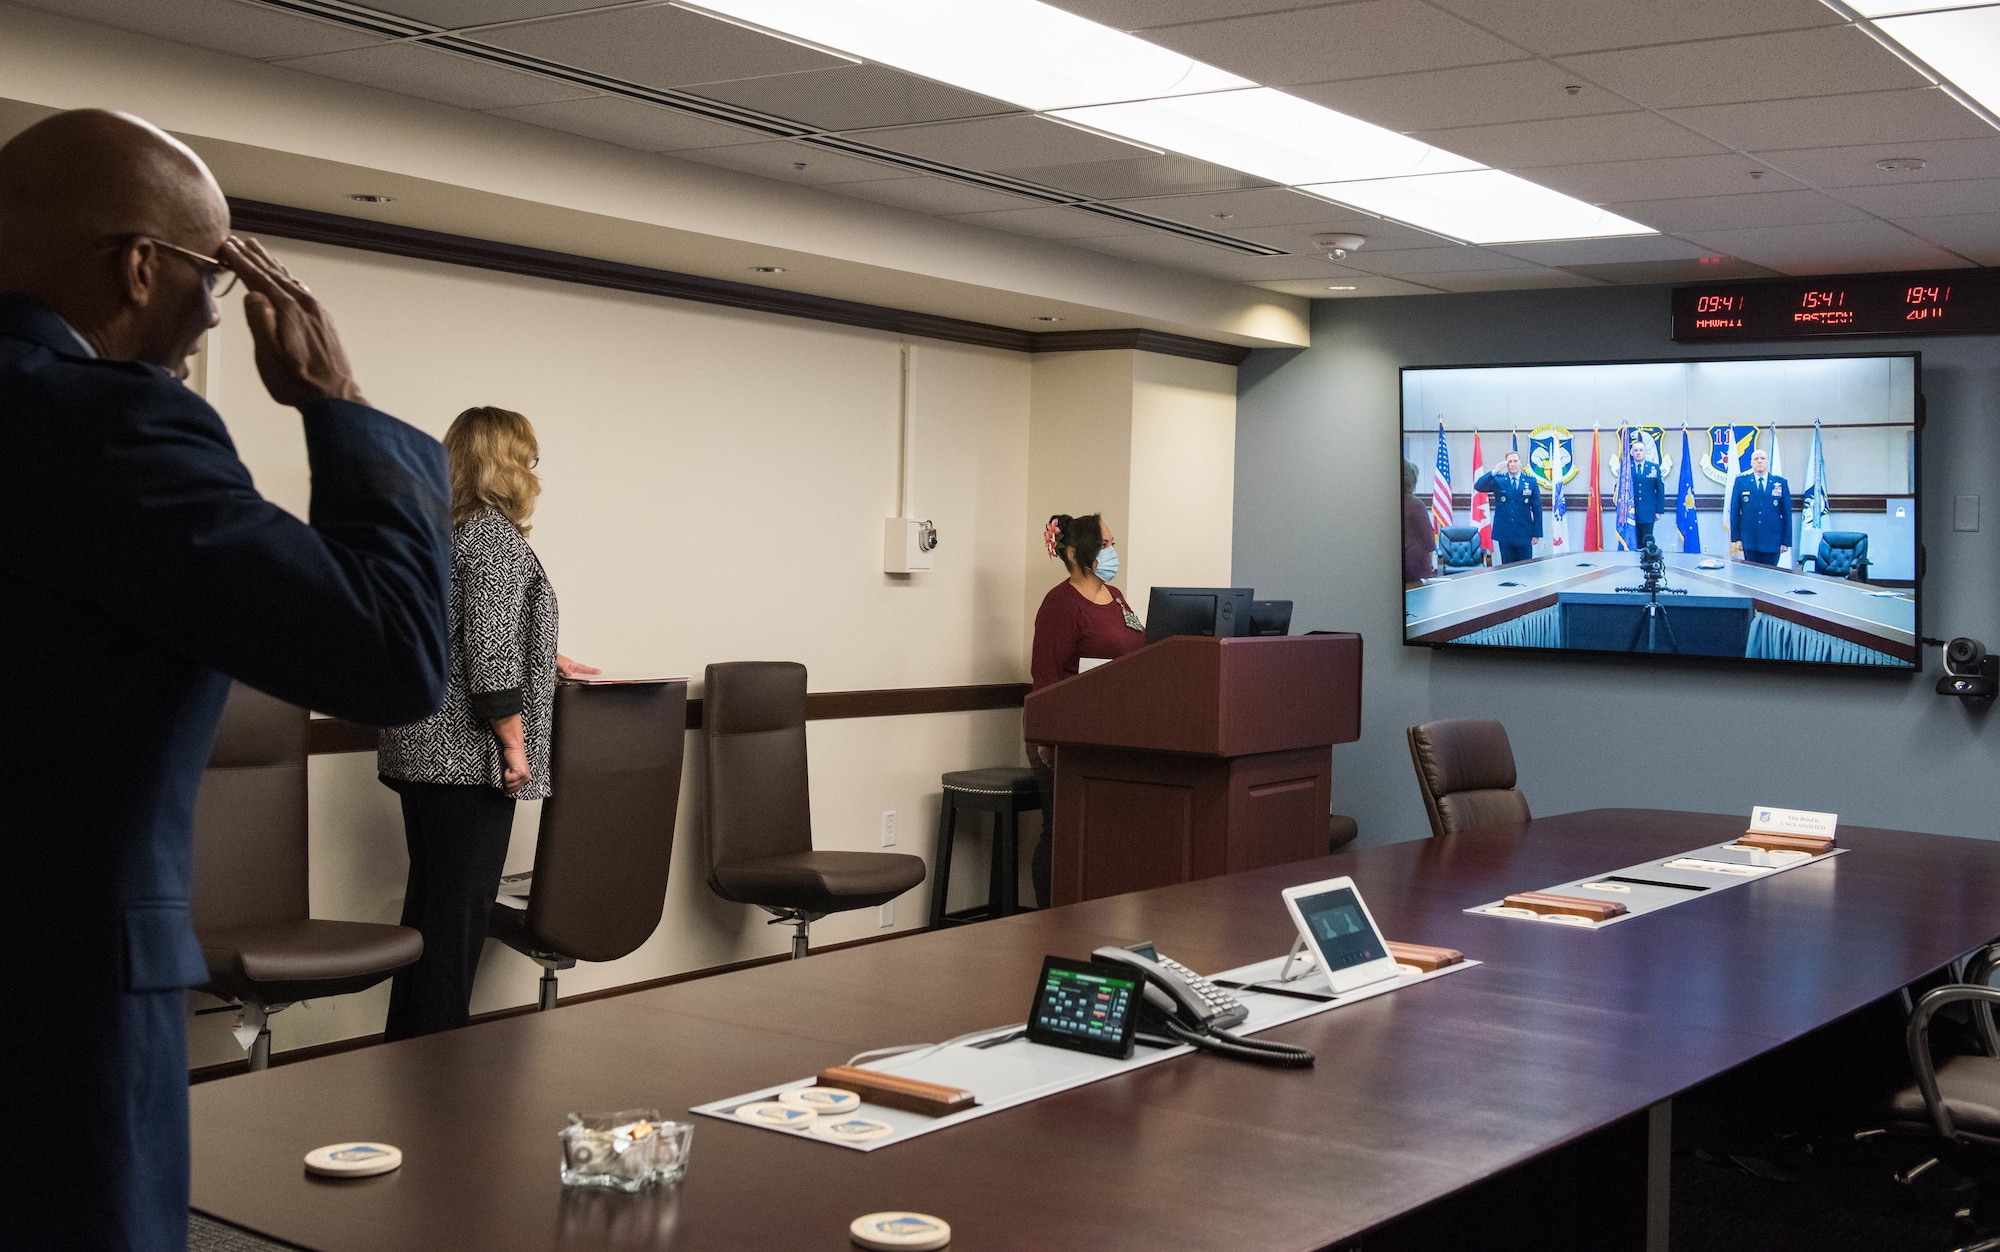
[0,295,450,1249]
[1729,472,1794,553]
[1632,460,1665,525]
[1473,469,1542,547]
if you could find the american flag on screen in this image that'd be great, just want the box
[1431,422,1453,537]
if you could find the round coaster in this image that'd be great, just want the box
[810,1116,895,1145]
[733,1101,817,1129]
[779,1086,861,1115]
[1483,905,1537,918]
[1394,963,1425,977]
[850,1211,951,1250]
[1542,912,1595,926]
[303,1142,402,1178]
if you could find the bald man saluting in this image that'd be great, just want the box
[1,111,450,1249]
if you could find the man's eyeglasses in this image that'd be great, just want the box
[102,236,240,298]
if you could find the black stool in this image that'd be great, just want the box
[929,767,1040,929]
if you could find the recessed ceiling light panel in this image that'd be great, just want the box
[1301,170,1654,245]
[1872,5,2000,119]
[678,0,1251,111]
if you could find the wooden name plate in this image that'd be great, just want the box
[1502,892,1628,922]
[1738,831,1836,855]
[817,1066,978,1118]
[1385,941,1464,971]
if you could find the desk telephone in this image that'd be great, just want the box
[1091,942,1314,1068]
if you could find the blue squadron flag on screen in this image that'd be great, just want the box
[1675,427,1702,552]
[1614,425,1637,551]
[1705,424,1758,486]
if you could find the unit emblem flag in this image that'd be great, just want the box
[1527,425,1576,491]
[1704,424,1758,486]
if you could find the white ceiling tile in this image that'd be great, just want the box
[1759,138,2000,188]
[487,97,755,151]
[1400,268,1607,291]
[1291,61,1631,132]
[364,1,609,24]
[1555,27,1927,110]
[1669,88,1995,153]
[1229,218,1460,253]
[1495,235,1714,265]
[1561,256,1780,283]
[1102,188,1372,231]
[1066,234,1353,281]
[1892,213,2000,265]
[684,65,1012,132]
[1528,155,1804,203]
[1341,246,1546,275]
[861,115,1152,170]
[673,140,906,185]
[1416,111,1728,169]
[1044,0,1335,29]
[274,44,598,111]
[1831,177,2000,219]
[1255,275,1448,298]
[1427,0,1842,58]
[1139,2,1525,86]
[998,154,1272,200]
[830,178,1044,216]
[474,5,847,90]
[1675,220,1976,273]
[13,0,387,58]
[944,205,1157,241]
[1601,189,1873,233]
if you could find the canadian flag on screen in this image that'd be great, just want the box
[1470,433,1491,554]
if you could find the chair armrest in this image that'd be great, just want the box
[1799,554,1819,573]
[1965,945,2000,1056]
[1907,984,2000,1141]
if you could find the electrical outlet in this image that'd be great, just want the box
[881,810,897,847]
[878,902,895,928]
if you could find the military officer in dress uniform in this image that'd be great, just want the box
[1474,450,1542,565]
[1630,432,1665,550]
[1729,449,1793,567]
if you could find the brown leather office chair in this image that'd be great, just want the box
[192,683,422,1070]
[704,662,926,958]
[1406,719,1531,839]
[489,679,687,1010]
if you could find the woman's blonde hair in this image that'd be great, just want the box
[443,406,540,532]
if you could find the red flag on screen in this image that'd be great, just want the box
[1583,425,1603,552]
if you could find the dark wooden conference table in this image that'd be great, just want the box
[190,809,2000,1251]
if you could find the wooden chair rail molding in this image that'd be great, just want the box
[306,682,1031,754]
[227,199,1251,367]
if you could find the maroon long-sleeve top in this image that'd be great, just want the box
[1031,579,1145,692]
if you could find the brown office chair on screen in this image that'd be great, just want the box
[192,683,422,1070]
[489,680,687,1010]
[1406,719,1532,839]
[703,662,926,959]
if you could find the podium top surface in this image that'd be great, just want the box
[1022,633,1361,757]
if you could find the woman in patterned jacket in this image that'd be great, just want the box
[377,406,596,1039]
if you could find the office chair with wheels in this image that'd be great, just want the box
[489,679,687,1010]
[1876,977,2000,1251]
[703,662,926,958]
[1406,719,1531,839]
[192,683,422,1070]
[1435,526,1487,574]
[1802,531,1871,580]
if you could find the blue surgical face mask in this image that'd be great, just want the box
[1094,545,1119,582]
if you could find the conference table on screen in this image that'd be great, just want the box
[189,810,2000,1251]
[1405,550,1915,661]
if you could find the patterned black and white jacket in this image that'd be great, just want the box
[379,507,559,799]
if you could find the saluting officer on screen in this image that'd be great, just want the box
[1630,433,1665,549]
[1729,449,1792,567]
[1474,450,1541,565]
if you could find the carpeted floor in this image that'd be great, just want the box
[190,1212,300,1251]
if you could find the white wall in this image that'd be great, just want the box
[190,238,1035,1067]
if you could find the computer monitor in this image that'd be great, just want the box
[1248,600,1292,637]
[1144,587,1254,644]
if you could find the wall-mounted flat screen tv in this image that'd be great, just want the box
[1401,353,1919,670]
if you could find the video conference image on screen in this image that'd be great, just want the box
[1402,354,1918,670]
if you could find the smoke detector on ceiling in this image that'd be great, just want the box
[1312,233,1367,261]
[1875,157,1928,172]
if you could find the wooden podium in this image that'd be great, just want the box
[1022,633,1363,906]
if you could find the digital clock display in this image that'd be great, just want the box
[1674,268,2000,341]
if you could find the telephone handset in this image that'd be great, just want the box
[1090,942,1313,1068]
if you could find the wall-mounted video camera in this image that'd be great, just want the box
[1936,637,1996,704]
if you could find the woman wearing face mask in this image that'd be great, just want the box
[376,405,598,1040]
[1027,513,1144,904]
